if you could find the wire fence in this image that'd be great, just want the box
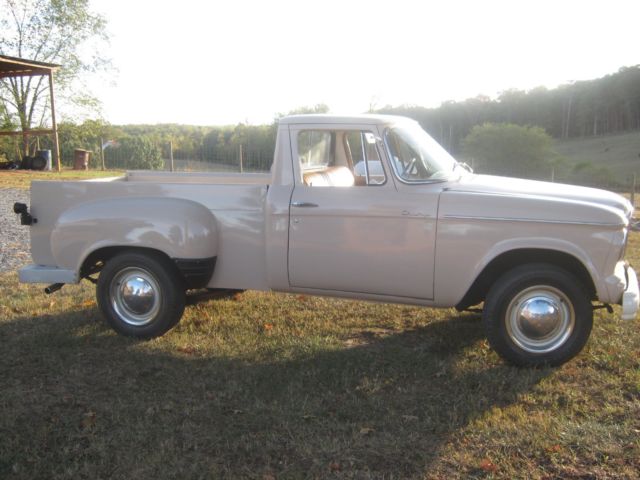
[48,140,640,195]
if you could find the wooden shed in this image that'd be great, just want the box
[0,54,61,171]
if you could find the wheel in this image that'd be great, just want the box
[96,251,185,339]
[483,264,593,367]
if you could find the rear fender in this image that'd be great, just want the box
[50,197,217,275]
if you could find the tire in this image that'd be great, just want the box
[96,251,185,339]
[483,264,593,367]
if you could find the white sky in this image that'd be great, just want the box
[88,0,640,126]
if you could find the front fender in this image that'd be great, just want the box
[50,197,217,273]
[434,219,614,306]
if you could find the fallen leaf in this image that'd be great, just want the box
[81,411,96,430]
[177,345,195,355]
[329,461,341,472]
[435,368,447,378]
[479,459,497,473]
[402,415,419,422]
[359,427,374,435]
[264,323,274,331]
[545,444,562,453]
[145,406,158,416]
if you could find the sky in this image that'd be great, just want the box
[87,0,640,126]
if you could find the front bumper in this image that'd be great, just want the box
[621,265,639,320]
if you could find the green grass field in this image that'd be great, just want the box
[1,185,639,479]
[554,131,640,183]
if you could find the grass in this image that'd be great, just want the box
[0,169,123,189]
[1,175,639,478]
[554,131,640,182]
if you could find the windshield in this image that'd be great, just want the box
[384,123,458,182]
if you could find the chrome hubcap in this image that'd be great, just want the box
[110,267,160,326]
[506,286,575,353]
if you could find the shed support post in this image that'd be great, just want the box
[48,72,61,172]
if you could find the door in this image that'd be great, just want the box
[287,124,439,299]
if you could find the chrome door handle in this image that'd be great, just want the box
[291,202,319,208]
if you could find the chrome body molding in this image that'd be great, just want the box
[442,214,625,228]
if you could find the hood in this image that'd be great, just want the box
[440,174,633,227]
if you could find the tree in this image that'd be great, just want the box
[105,136,162,170]
[462,123,554,180]
[0,0,109,135]
[277,103,330,118]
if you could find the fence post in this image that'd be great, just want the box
[631,173,636,211]
[239,144,244,173]
[169,141,174,172]
[551,167,555,183]
[100,137,105,170]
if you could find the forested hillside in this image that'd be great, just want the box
[380,65,640,155]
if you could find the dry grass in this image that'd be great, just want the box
[0,169,123,189]
[0,175,639,478]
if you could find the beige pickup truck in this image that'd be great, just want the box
[14,114,639,366]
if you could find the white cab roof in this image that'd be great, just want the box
[278,113,415,126]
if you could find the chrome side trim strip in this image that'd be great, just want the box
[442,214,624,228]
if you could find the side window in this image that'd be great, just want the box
[298,131,334,169]
[297,129,386,187]
[344,131,385,186]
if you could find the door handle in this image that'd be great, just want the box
[291,202,319,208]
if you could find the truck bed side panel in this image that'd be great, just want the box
[30,180,268,290]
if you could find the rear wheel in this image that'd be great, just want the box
[97,251,185,338]
[483,264,593,367]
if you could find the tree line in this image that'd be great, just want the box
[2,63,639,182]
[379,65,640,154]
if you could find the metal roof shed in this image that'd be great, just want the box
[0,54,61,171]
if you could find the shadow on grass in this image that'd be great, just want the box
[0,307,550,479]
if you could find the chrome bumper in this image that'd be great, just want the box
[621,265,639,320]
[18,265,78,284]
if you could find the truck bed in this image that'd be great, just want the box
[28,173,270,290]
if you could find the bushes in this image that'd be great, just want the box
[104,136,163,170]
[462,123,554,179]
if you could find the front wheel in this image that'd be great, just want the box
[96,251,185,339]
[483,264,593,367]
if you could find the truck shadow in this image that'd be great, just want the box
[0,306,551,478]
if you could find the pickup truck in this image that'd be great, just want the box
[14,114,639,366]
